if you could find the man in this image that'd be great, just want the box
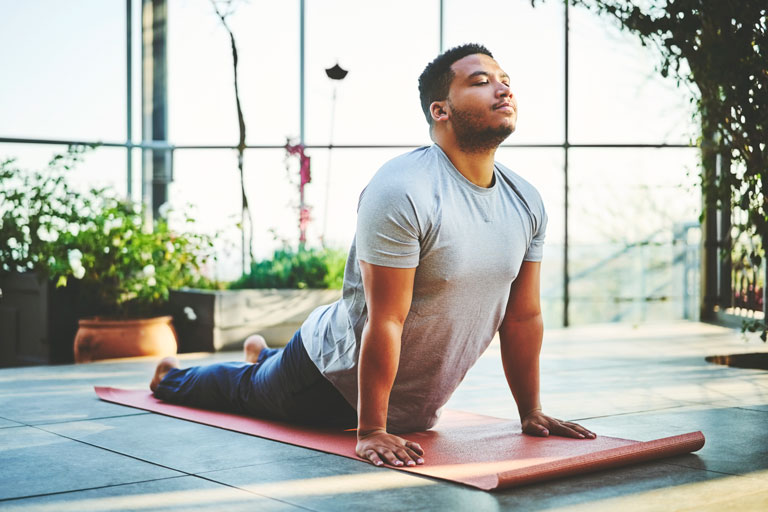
[150,43,595,470]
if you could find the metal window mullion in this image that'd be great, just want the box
[563,0,570,327]
[126,0,133,198]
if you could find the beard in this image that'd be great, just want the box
[448,99,514,153]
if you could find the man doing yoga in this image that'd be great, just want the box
[150,43,596,469]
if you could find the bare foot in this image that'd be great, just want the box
[244,334,268,363]
[150,356,180,393]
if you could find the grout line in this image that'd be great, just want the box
[190,473,320,512]
[27,424,196,476]
[733,405,768,414]
[0,476,188,503]
[194,453,325,476]
[570,403,691,422]
[660,460,768,481]
[22,424,324,510]
[28,411,150,427]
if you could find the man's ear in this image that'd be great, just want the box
[429,101,449,123]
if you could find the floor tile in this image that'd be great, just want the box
[40,413,322,475]
[0,387,148,425]
[0,426,180,500]
[0,475,300,512]
[0,416,23,428]
[574,406,768,478]
[539,469,768,512]
[492,459,729,511]
[202,453,500,512]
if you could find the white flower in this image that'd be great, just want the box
[68,249,83,266]
[103,217,122,235]
[37,227,59,242]
[158,202,171,218]
[72,264,85,280]
[147,276,157,287]
[142,264,155,277]
[183,306,197,321]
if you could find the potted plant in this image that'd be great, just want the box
[1,146,215,363]
[64,199,215,362]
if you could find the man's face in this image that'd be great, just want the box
[444,53,517,152]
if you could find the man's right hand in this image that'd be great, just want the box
[356,429,425,467]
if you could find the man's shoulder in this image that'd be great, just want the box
[366,146,441,195]
[358,146,441,226]
[378,145,438,177]
[494,161,543,204]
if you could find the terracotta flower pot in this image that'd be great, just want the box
[73,315,178,363]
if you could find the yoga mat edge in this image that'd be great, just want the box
[488,431,705,491]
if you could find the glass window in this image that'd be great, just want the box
[569,6,698,144]
[0,1,125,141]
[444,0,565,144]
[169,146,409,280]
[0,143,127,196]
[300,147,417,250]
[304,0,438,146]
[169,148,282,280]
[167,0,300,146]
[496,147,565,327]
[567,148,701,324]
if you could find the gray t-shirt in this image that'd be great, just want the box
[301,144,547,433]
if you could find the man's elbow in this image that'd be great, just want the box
[499,310,543,331]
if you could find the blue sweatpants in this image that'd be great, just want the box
[153,330,357,427]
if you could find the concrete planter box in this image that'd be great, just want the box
[169,288,341,353]
[0,272,80,366]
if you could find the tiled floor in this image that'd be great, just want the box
[1,321,767,511]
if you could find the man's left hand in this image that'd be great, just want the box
[521,410,596,439]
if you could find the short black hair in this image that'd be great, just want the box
[418,43,494,126]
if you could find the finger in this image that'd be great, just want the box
[393,447,418,466]
[405,441,424,456]
[551,422,586,439]
[568,423,597,439]
[366,450,385,467]
[405,446,425,465]
[380,448,405,467]
[523,422,550,437]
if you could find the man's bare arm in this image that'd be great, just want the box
[356,261,424,466]
[499,261,595,439]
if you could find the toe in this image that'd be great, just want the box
[243,334,267,362]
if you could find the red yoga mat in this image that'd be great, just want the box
[95,387,704,491]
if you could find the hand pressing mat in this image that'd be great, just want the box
[95,387,704,491]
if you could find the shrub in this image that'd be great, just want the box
[230,247,347,290]
[0,146,216,317]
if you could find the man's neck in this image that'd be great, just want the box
[436,140,497,188]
